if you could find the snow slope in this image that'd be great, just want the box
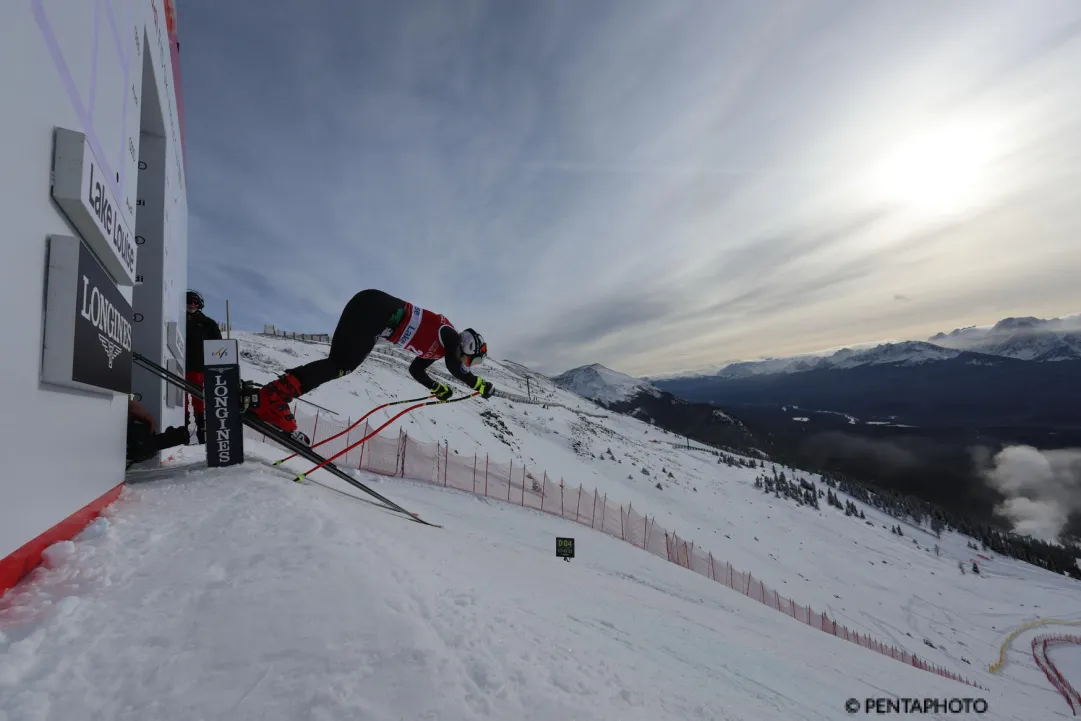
[551,363,661,405]
[2,330,1079,719]
[0,449,1002,721]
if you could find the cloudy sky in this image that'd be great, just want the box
[178,0,1081,378]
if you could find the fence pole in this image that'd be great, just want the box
[444,442,449,487]
[560,479,565,516]
[358,424,365,469]
[620,504,625,540]
[601,494,607,531]
[473,453,477,493]
[484,455,489,497]
[508,459,513,502]
[521,466,526,506]
[575,484,582,523]
[345,418,352,467]
[399,430,407,477]
[591,489,598,528]
[541,472,547,511]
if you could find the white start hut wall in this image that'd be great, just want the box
[0,0,188,578]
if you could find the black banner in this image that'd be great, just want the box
[203,364,244,467]
[72,241,133,393]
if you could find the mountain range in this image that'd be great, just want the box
[552,313,1081,435]
[647,315,1081,432]
[657,313,1081,381]
[552,312,1081,529]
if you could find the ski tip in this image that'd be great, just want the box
[294,474,306,484]
[273,460,283,467]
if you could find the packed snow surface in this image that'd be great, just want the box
[2,331,1079,720]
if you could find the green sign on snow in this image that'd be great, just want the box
[556,537,575,561]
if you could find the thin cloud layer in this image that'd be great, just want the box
[178,0,1081,377]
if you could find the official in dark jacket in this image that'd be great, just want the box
[185,290,222,443]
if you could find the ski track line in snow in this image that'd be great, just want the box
[991,618,1081,673]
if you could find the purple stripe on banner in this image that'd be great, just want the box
[102,0,126,70]
[168,28,186,178]
[87,0,101,117]
[32,0,122,205]
[113,0,132,199]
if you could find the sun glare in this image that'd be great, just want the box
[867,121,1000,217]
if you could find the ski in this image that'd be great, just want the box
[125,459,210,483]
[131,351,442,528]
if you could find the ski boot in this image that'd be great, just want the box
[250,373,311,446]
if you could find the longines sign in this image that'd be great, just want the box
[203,339,244,467]
[42,236,133,395]
[51,128,137,285]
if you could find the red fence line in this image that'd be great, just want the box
[1033,634,1081,715]
[257,406,985,690]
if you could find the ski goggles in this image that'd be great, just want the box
[462,343,487,367]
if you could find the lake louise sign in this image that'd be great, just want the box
[51,128,137,286]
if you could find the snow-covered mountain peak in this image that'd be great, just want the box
[830,340,961,368]
[552,363,661,405]
[929,313,1081,361]
[709,341,963,378]
[928,325,982,343]
[991,316,1043,333]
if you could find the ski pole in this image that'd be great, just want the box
[273,393,434,465]
[294,392,480,482]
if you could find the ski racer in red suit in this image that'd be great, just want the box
[253,289,495,441]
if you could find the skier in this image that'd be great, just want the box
[185,290,223,443]
[252,289,495,439]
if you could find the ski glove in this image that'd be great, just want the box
[473,377,495,399]
[431,383,453,402]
